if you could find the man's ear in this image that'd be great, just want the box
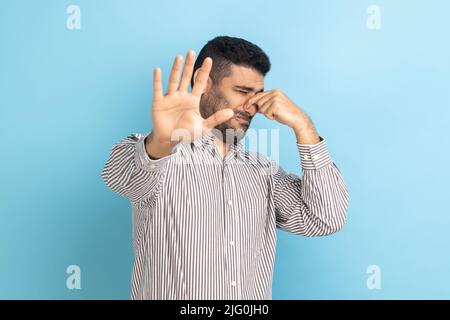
[193,69,212,94]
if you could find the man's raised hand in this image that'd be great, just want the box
[146,51,234,158]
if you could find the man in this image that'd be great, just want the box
[102,36,349,300]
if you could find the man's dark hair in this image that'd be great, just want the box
[191,36,271,88]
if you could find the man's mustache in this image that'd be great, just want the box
[233,110,252,122]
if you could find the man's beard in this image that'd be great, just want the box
[200,86,250,144]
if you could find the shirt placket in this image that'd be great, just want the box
[221,155,241,299]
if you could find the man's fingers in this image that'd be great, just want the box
[153,67,163,101]
[265,105,278,120]
[252,93,273,111]
[258,100,276,119]
[191,57,213,97]
[203,108,234,130]
[244,91,272,110]
[179,50,195,92]
[167,55,183,94]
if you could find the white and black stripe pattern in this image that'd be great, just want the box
[101,131,349,300]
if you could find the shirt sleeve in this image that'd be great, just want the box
[272,136,349,236]
[101,132,178,203]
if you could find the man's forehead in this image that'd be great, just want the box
[225,64,264,91]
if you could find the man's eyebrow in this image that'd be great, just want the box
[234,85,264,93]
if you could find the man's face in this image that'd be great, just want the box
[199,64,264,142]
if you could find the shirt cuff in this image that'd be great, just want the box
[297,136,332,170]
[135,132,178,171]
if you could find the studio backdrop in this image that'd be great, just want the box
[1,0,449,299]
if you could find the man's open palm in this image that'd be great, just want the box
[151,50,234,144]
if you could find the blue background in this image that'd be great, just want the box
[1,0,449,299]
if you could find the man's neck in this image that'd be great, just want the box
[213,137,229,160]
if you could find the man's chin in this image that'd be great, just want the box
[212,125,247,143]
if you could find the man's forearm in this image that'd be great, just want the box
[145,132,178,160]
[292,119,321,145]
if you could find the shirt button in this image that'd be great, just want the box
[231,281,236,287]
[229,240,235,246]
[312,154,320,160]
[302,155,311,160]
[227,200,232,206]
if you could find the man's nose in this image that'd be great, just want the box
[243,99,258,116]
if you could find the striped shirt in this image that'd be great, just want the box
[101,131,349,300]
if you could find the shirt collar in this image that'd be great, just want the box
[191,131,245,159]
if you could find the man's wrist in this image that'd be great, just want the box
[145,132,177,159]
[292,122,321,145]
